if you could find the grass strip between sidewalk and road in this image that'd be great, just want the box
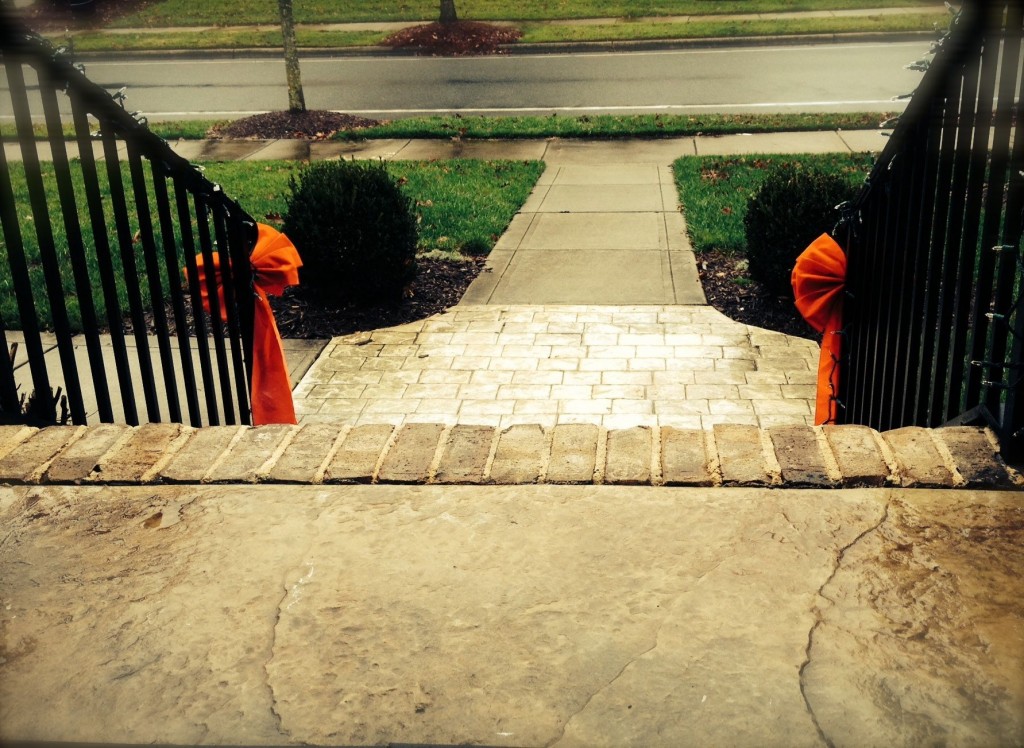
[0,112,897,141]
[0,159,542,331]
[54,12,944,52]
[672,152,874,255]
[106,0,941,27]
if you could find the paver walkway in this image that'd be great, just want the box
[293,136,872,429]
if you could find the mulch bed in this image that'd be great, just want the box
[697,250,818,341]
[267,257,486,338]
[382,21,522,56]
[209,111,380,140]
[128,257,486,339]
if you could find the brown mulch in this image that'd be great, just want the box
[128,257,486,339]
[267,257,486,338]
[697,250,818,341]
[209,110,380,140]
[16,0,158,29]
[382,20,522,56]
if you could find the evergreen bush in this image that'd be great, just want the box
[282,160,418,305]
[743,163,858,296]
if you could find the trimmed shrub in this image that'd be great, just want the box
[282,160,418,305]
[743,163,859,296]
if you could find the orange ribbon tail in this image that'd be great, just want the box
[248,224,302,425]
[792,233,847,425]
[186,223,303,426]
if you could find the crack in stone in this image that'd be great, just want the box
[546,557,727,747]
[799,500,891,748]
[545,638,660,748]
[263,502,330,738]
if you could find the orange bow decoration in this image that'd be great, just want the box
[792,233,846,425]
[189,223,303,425]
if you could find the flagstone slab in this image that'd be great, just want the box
[2,485,1020,747]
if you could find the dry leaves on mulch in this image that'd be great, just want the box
[382,20,522,56]
[697,250,817,341]
[209,110,380,140]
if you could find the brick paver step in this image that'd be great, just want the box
[0,423,1015,490]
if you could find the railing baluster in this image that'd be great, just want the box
[949,4,1002,417]
[4,57,86,424]
[212,202,252,425]
[972,3,1024,412]
[174,177,219,426]
[37,61,113,422]
[68,87,139,424]
[918,70,964,426]
[126,141,180,422]
[100,122,161,423]
[151,163,202,427]
[194,193,237,424]
[0,116,53,422]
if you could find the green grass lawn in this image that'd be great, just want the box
[109,0,941,27]
[0,158,543,331]
[59,11,943,51]
[1,112,896,142]
[342,112,894,140]
[672,152,874,254]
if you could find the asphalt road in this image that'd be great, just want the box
[2,41,928,120]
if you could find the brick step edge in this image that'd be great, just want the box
[0,423,1019,490]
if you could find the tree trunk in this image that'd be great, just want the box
[278,0,306,113]
[439,0,458,24]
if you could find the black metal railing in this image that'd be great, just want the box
[0,14,256,427]
[838,0,1024,456]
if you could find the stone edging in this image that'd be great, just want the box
[0,423,1018,490]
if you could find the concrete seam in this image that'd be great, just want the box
[869,429,902,486]
[481,425,503,484]
[427,424,455,484]
[813,426,844,485]
[313,424,351,485]
[241,140,274,160]
[371,424,403,484]
[593,425,608,484]
[200,426,248,483]
[662,210,679,304]
[760,427,783,487]
[650,423,664,486]
[28,425,87,483]
[255,424,302,482]
[928,429,966,488]
[139,426,195,484]
[0,426,37,462]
